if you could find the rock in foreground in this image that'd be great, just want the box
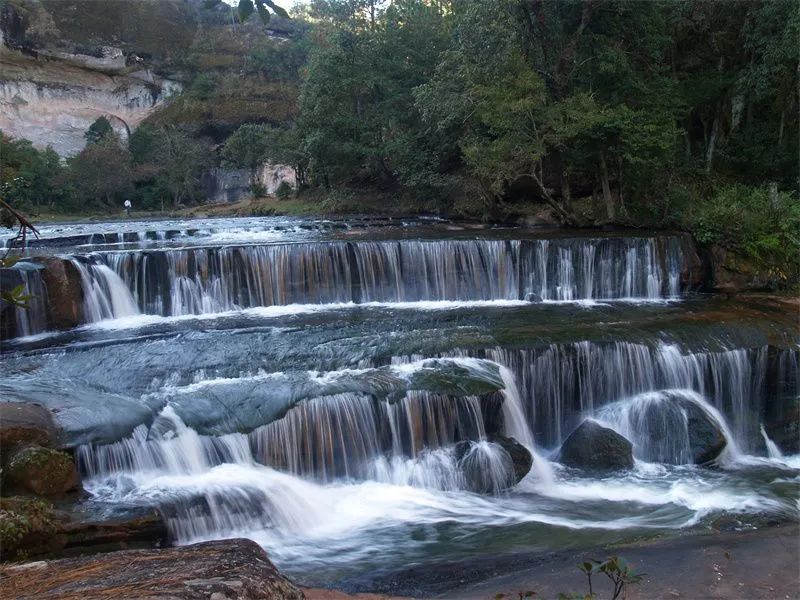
[558,420,634,471]
[0,539,304,599]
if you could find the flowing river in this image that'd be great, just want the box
[2,217,797,593]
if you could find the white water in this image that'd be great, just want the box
[70,259,139,322]
[76,357,798,586]
[761,425,784,459]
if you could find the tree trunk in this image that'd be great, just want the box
[591,183,602,223]
[560,166,572,213]
[705,109,720,173]
[599,152,615,222]
[531,171,577,226]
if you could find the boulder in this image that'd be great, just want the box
[59,510,169,557]
[455,435,532,493]
[0,496,61,561]
[3,445,80,497]
[683,401,727,465]
[0,402,61,450]
[0,500,168,563]
[35,257,84,330]
[0,539,305,599]
[558,420,634,471]
[708,245,773,292]
[763,399,800,455]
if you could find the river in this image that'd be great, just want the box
[2,216,797,593]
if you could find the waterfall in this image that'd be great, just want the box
[10,265,49,337]
[482,343,793,452]
[70,258,139,322]
[79,390,504,486]
[78,236,686,317]
[595,389,740,464]
[760,425,784,459]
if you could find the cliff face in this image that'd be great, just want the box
[0,0,194,156]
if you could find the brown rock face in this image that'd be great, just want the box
[0,538,305,599]
[0,402,61,449]
[709,245,772,292]
[35,257,84,330]
[3,445,80,497]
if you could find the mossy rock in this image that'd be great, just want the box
[0,496,62,561]
[3,446,80,497]
[0,402,61,450]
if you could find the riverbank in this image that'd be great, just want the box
[1,524,796,599]
[349,523,799,599]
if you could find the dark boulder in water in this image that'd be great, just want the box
[596,391,728,465]
[683,400,728,464]
[492,434,534,484]
[455,435,532,493]
[558,420,634,471]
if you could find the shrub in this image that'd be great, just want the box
[250,182,267,198]
[686,184,800,286]
[275,181,293,200]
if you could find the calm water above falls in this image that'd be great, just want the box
[3,218,798,592]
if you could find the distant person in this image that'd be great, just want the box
[123,199,132,217]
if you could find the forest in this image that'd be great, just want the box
[2,0,798,282]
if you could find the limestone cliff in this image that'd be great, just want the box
[0,0,194,156]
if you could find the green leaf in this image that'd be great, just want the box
[256,2,271,25]
[263,0,289,19]
[238,0,255,22]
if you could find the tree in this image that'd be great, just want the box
[0,132,66,210]
[67,138,133,207]
[221,124,274,184]
[129,125,213,210]
[84,116,115,145]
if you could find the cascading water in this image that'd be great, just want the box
[483,343,792,452]
[77,236,686,318]
[5,218,798,593]
[69,257,139,322]
[9,264,49,337]
[594,389,740,464]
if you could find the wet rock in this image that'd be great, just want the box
[709,245,773,292]
[681,401,727,464]
[0,497,61,561]
[492,435,533,484]
[763,399,800,455]
[0,538,305,599]
[455,435,532,493]
[524,292,542,302]
[558,420,634,471]
[0,501,168,562]
[0,402,62,450]
[59,510,169,556]
[3,445,80,497]
[35,257,84,330]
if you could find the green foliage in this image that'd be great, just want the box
[129,125,214,210]
[66,137,133,207]
[84,116,115,145]
[250,182,267,198]
[0,131,66,210]
[222,123,275,173]
[237,0,288,24]
[688,184,800,285]
[275,180,293,200]
[0,497,57,559]
[319,189,362,214]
